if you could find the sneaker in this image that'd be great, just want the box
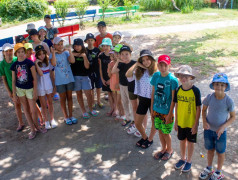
[51,119,58,128]
[104,95,108,100]
[64,118,72,125]
[89,110,99,117]
[209,172,224,180]
[127,124,137,134]
[53,93,59,101]
[134,130,142,138]
[70,117,78,124]
[199,167,214,180]
[174,159,186,170]
[182,162,192,172]
[45,121,51,129]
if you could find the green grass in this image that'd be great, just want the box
[156,27,238,75]
[0,17,43,29]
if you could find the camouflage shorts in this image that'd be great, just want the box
[153,111,174,134]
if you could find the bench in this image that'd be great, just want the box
[58,24,79,44]
[51,9,96,26]
[0,37,14,51]
[98,5,139,17]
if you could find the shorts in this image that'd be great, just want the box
[153,111,174,134]
[128,91,137,100]
[136,96,151,115]
[74,76,92,91]
[102,83,112,92]
[204,129,226,154]
[38,89,53,96]
[56,82,74,94]
[89,72,102,89]
[16,87,33,99]
[177,126,197,143]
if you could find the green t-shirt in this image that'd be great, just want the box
[0,57,17,92]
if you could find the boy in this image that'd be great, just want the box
[151,55,178,161]
[173,65,201,172]
[199,73,235,180]
[25,23,35,43]
[44,15,59,41]
[94,21,113,48]
[112,31,133,51]
[84,33,103,108]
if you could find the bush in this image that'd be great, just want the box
[0,0,49,23]
[54,0,70,27]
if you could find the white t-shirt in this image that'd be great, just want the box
[37,63,54,92]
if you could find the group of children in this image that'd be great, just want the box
[0,17,236,180]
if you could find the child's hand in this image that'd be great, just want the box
[64,47,72,52]
[13,94,17,102]
[52,86,56,97]
[203,122,210,130]
[137,62,147,69]
[216,126,225,140]
[106,80,110,85]
[115,84,119,89]
[174,122,178,131]
[101,79,106,86]
[35,59,40,65]
[151,111,155,120]
[165,114,173,124]
[191,124,198,134]
[8,92,13,99]
[51,47,56,54]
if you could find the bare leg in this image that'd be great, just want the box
[148,118,157,142]
[46,94,54,121]
[130,99,138,121]
[117,93,125,116]
[59,92,68,118]
[135,113,147,139]
[112,91,117,115]
[39,96,48,123]
[180,140,187,161]
[107,92,114,113]
[76,90,87,114]
[91,89,95,106]
[163,133,173,153]
[14,98,24,126]
[217,152,225,171]
[187,141,195,163]
[36,103,43,125]
[96,88,101,105]
[158,130,167,153]
[84,89,93,112]
[207,149,215,167]
[27,98,40,130]
[66,90,73,118]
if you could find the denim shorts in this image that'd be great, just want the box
[56,82,74,94]
[74,76,92,91]
[204,129,227,154]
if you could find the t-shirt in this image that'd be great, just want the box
[174,85,201,128]
[49,51,74,86]
[45,26,58,40]
[203,93,234,131]
[0,57,17,92]
[71,56,89,76]
[43,38,53,49]
[118,60,136,86]
[87,47,100,74]
[99,52,111,81]
[37,62,54,92]
[150,72,178,115]
[94,33,113,48]
[10,59,35,89]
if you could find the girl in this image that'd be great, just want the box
[50,37,76,125]
[35,45,58,129]
[24,43,36,62]
[38,26,53,49]
[71,38,98,118]
[126,49,157,148]
[11,43,47,139]
[98,38,115,116]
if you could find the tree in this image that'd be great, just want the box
[172,0,181,11]
[75,0,89,30]
[54,0,70,27]
[123,0,135,20]
[98,0,119,21]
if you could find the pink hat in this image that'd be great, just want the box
[158,55,171,65]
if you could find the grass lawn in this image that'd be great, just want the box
[155,26,238,75]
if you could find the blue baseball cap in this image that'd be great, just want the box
[209,73,230,92]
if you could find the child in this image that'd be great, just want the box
[44,15,59,41]
[50,37,77,125]
[112,31,133,51]
[94,21,113,48]
[16,35,26,44]
[98,38,115,116]
[29,29,50,55]
[35,45,58,129]
[25,23,35,43]
[24,43,36,62]
[111,45,136,126]
[71,38,99,118]
[38,26,53,49]
[199,73,235,180]
[0,43,24,131]
[126,49,157,148]
[11,43,47,139]
[173,65,201,172]
[151,55,178,160]
[84,33,103,108]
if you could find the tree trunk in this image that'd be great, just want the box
[171,0,181,11]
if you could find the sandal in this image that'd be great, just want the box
[64,118,72,125]
[136,138,147,147]
[89,110,99,117]
[115,115,121,121]
[83,112,90,119]
[112,112,117,117]
[153,151,165,160]
[121,119,131,126]
[97,103,104,108]
[161,151,174,161]
[106,110,113,116]
[28,131,36,140]
[141,139,153,149]
[16,125,25,132]
[70,117,78,124]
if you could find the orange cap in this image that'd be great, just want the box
[14,43,25,54]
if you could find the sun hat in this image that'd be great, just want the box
[209,73,230,92]
[35,45,46,53]
[26,23,35,32]
[119,45,131,53]
[2,43,14,51]
[84,33,96,42]
[113,31,122,37]
[158,55,171,65]
[138,49,155,62]
[14,43,25,55]
[44,15,51,19]
[100,38,113,48]
[16,35,25,43]
[29,29,38,37]
[113,44,123,53]
[97,21,106,27]
[174,65,195,79]
[24,43,33,50]
[73,38,84,46]
[53,37,64,44]
[38,26,47,32]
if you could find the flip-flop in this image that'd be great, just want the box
[153,151,165,160]
[121,120,131,126]
[16,125,25,132]
[161,151,174,161]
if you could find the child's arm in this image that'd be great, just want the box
[98,58,106,86]
[50,70,56,96]
[51,48,57,66]
[191,106,201,134]
[217,111,236,139]
[107,62,112,78]
[30,66,38,100]
[2,76,12,98]
[174,103,178,131]
[111,60,120,74]
[82,53,90,69]
[150,86,155,120]
[12,71,17,102]
[126,63,137,78]
[35,60,43,76]
[202,105,210,130]
[66,48,75,64]
[165,90,176,124]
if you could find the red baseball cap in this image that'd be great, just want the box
[158,55,171,65]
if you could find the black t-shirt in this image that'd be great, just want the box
[71,56,89,76]
[118,60,136,87]
[43,38,53,49]
[99,52,111,81]
[87,47,100,74]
